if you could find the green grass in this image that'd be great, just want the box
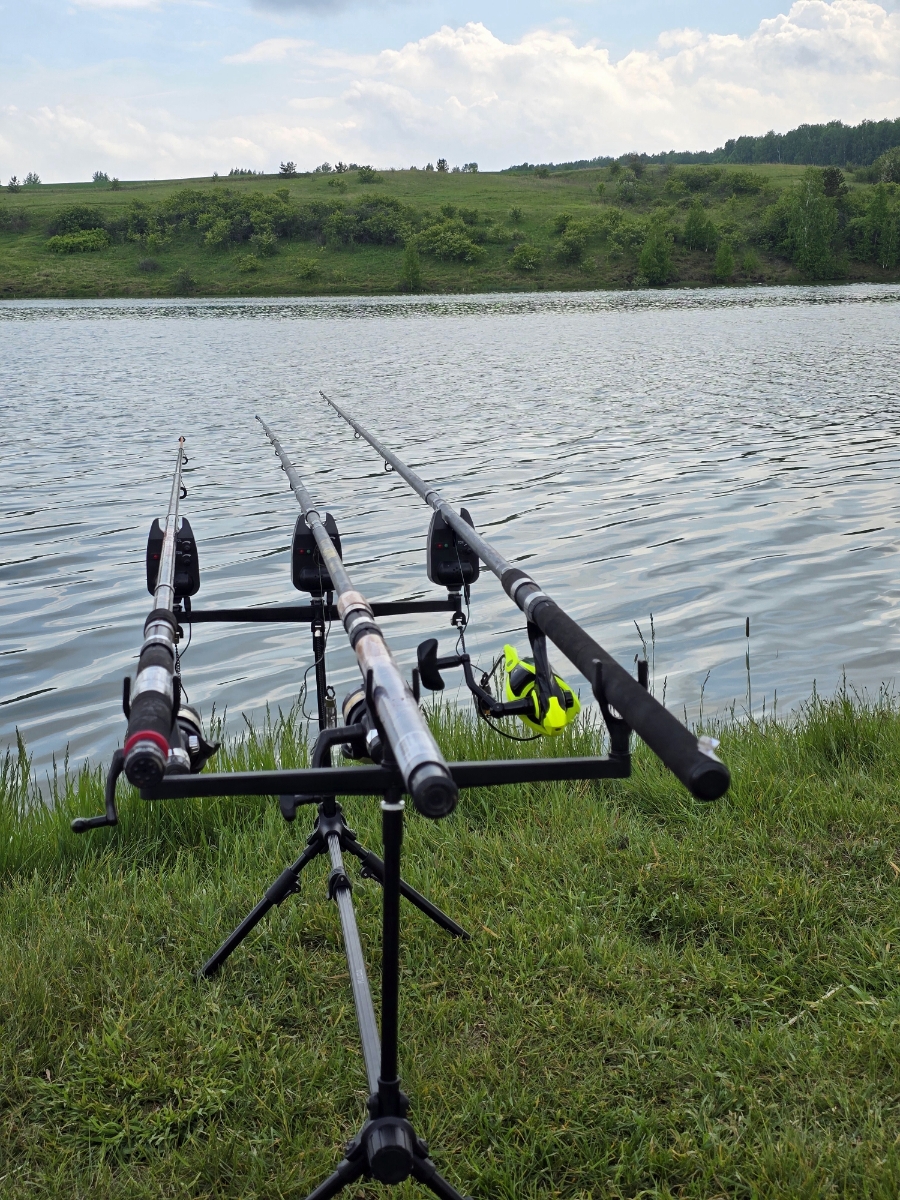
[1,164,896,300]
[2,688,900,1197]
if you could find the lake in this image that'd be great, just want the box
[2,284,899,778]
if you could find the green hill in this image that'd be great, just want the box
[1,158,898,300]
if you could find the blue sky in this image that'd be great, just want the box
[2,0,899,181]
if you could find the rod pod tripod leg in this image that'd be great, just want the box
[303,791,471,1200]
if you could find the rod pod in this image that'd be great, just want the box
[257,417,458,820]
[320,393,730,802]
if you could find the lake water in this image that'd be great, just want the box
[2,284,899,778]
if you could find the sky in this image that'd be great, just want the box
[1,0,899,182]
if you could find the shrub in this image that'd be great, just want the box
[608,161,622,179]
[714,239,735,282]
[6,177,21,193]
[638,224,674,285]
[399,240,422,291]
[417,219,483,262]
[726,170,769,195]
[509,243,542,271]
[250,231,278,256]
[110,177,121,191]
[237,253,260,272]
[0,209,29,232]
[682,198,718,252]
[458,207,478,226]
[622,154,645,178]
[508,206,523,222]
[172,267,196,293]
[557,220,590,263]
[48,206,105,235]
[296,258,323,281]
[357,165,383,184]
[552,212,573,234]
[616,172,638,204]
[46,229,109,253]
[740,249,760,275]
[673,166,722,193]
[596,182,606,197]
[137,257,159,272]
[440,204,458,218]
[534,167,550,179]
[327,179,348,193]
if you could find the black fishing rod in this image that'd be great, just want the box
[321,393,729,802]
[122,437,189,787]
[257,416,458,820]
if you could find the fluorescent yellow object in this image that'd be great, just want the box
[503,644,581,736]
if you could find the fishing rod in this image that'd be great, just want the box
[122,437,192,788]
[321,392,730,802]
[257,416,458,821]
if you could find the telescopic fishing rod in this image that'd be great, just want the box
[257,417,458,820]
[320,392,730,802]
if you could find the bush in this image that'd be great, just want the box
[509,243,542,271]
[534,167,550,179]
[726,170,769,194]
[508,206,523,222]
[596,182,606,197]
[172,267,196,293]
[440,204,458,219]
[48,206,105,235]
[110,178,121,191]
[552,212,573,234]
[137,258,159,272]
[557,220,590,263]
[6,177,21,193]
[357,165,383,184]
[417,219,483,262]
[638,224,674,285]
[458,207,478,226]
[399,240,422,291]
[46,229,109,253]
[714,239,735,281]
[0,209,29,232]
[236,253,260,272]
[296,259,323,281]
[327,179,348,193]
[682,198,718,252]
[822,167,848,198]
[250,231,278,256]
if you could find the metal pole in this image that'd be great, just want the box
[320,393,730,803]
[123,438,186,787]
[257,417,458,820]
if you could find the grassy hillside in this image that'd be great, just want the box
[1,162,898,299]
[2,691,900,1197]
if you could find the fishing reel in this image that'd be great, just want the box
[417,624,580,737]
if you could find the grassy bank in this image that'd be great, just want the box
[2,690,900,1197]
[1,163,898,300]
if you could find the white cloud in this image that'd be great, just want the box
[2,1,899,180]
[224,37,313,63]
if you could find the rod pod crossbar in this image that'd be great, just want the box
[257,417,458,821]
[320,392,730,802]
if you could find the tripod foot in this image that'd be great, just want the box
[411,1151,472,1200]
[303,1144,366,1200]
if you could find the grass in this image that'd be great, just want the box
[2,687,900,1197]
[1,163,897,300]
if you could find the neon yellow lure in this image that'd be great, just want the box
[503,644,581,736]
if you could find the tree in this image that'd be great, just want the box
[863,184,900,269]
[399,240,422,291]
[110,177,121,190]
[462,162,478,173]
[683,198,717,251]
[92,170,109,183]
[313,162,332,174]
[279,161,297,177]
[638,223,674,285]
[24,172,40,186]
[714,239,735,281]
[510,243,542,271]
[436,158,449,172]
[6,176,21,192]
[822,166,848,198]
[784,168,839,277]
[424,162,434,172]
